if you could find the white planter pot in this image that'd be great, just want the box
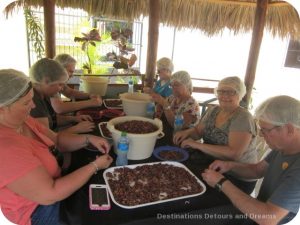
[119,92,152,117]
[80,76,108,96]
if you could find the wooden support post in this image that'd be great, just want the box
[43,0,56,58]
[145,0,160,88]
[243,0,268,108]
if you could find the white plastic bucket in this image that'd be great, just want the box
[119,92,152,117]
[107,116,164,160]
[80,76,108,96]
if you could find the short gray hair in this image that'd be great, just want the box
[54,54,76,68]
[217,76,246,101]
[30,58,68,83]
[255,95,300,128]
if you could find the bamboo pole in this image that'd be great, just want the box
[145,0,160,88]
[243,0,268,107]
[43,0,56,58]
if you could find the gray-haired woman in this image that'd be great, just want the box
[29,58,95,134]
[143,57,174,97]
[173,76,257,194]
[51,53,102,114]
[0,69,112,225]
[150,70,200,128]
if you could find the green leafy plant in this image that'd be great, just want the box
[74,29,102,74]
[24,7,45,59]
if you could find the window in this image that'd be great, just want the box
[26,7,142,73]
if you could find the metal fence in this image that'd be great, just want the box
[27,7,143,73]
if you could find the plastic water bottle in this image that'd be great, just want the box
[116,132,129,166]
[174,113,184,133]
[146,102,155,118]
[128,78,134,93]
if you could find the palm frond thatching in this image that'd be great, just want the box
[4,0,300,38]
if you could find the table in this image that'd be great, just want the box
[59,109,253,225]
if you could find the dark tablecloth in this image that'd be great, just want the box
[59,109,255,225]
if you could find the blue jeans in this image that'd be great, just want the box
[31,202,62,225]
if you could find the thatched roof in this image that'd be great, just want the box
[4,0,300,38]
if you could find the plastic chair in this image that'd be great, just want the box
[199,97,217,117]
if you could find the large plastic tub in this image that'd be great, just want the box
[107,116,163,160]
[119,92,152,117]
[80,76,108,96]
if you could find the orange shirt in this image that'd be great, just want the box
[0,117,61,225]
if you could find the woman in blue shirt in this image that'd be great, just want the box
[144,57,174,97]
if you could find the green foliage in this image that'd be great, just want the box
[74,26,113,74]
[24,8,45,59]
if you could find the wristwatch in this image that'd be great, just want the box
[214,177,228,192]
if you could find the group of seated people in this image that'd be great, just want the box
[0,55,300,225]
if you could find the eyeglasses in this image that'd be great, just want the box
[215,89,236,97]
[258,125,281,135]
[171,83,183,88]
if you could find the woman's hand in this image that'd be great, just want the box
[201,169,224,188]
[150,92,165,106]
[74,114,93,122]
[208,160,233,174]
[173,129,190,145]
[88,135,111,154]
[180,138,196,149]
[94,154,113,170]
[70,121,95,133]
[89,95,103,107]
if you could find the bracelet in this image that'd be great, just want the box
[163,104,171,111]
[90,161,99,174]
[85,135,90,146]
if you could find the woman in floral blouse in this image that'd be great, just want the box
[150,70,200,129]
